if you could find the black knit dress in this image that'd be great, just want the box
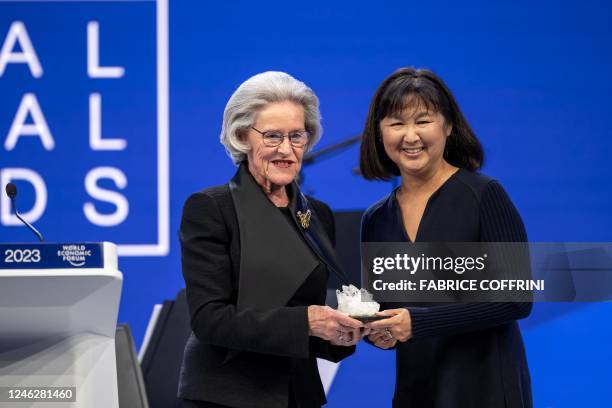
[362,169,532,408]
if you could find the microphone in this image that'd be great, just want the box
[4,182,45,242]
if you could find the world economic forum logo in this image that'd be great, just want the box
[0,0,169,256]
[57,244,92,267]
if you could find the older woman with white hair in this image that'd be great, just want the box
[178,72,362,408]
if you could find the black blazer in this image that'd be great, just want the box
[178,164,353,408]
[362,169,532,408]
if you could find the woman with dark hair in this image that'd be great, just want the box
[360,67,532,407]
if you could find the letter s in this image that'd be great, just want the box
[83,167,128,226]
[476,256,486,270]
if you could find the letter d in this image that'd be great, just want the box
[0,168,47,225]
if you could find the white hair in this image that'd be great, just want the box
[220,71,322,164]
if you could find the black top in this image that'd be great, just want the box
[279,207,329,309]
[362,169,533,408]
[278,206,330,405]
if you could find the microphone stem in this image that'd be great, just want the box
[11,199,44,242]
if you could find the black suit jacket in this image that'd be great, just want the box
[178,165,353,408]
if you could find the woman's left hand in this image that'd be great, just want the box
[365,308,412,342]
[367,330,397,349]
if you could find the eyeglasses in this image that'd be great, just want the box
[250,126,310,148]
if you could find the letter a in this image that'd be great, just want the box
[0,21,43,78]
[5,93,55,151]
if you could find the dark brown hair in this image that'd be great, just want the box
[359,67,484,180]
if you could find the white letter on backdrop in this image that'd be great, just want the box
[4,93,55,151]
[87,21,125,78]
[0,168,47,226]
[0,21,43,78]
[89,93,127,150]
[83,167,129,227]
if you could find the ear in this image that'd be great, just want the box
[445,122,453,137]
[238,129,247,142]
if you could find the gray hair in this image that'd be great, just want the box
[220,71,322,164]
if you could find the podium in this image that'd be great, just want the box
[0,242,123,407]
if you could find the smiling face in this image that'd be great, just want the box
[379,103,452,178]
[244,100,306,189]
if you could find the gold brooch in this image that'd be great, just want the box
[296,209,311,229]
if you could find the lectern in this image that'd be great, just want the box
[0,242,123,407]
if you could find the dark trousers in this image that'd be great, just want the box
[182,394,304,408]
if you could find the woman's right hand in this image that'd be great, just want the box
[307,305,363,346]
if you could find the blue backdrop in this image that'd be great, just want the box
[1,0,611,406]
